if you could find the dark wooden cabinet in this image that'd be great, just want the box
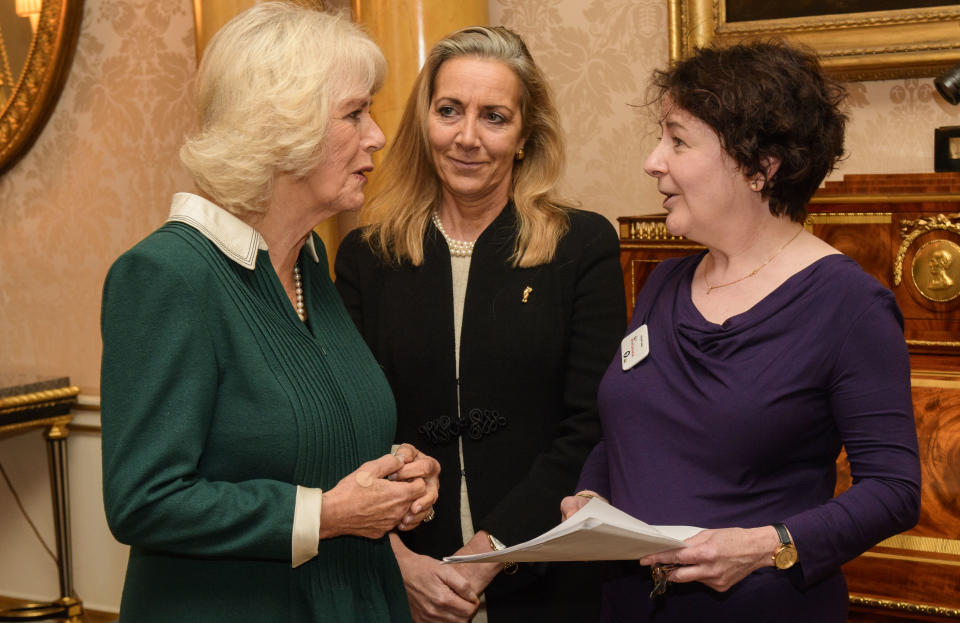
[618,173,960,622]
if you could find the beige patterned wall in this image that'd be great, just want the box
[0,0,196,393]
[0,0,196,610]
[491,0,667,220]
[490,0,960,223]
[842,79,960,175]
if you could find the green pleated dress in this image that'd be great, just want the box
[100,194,411,622]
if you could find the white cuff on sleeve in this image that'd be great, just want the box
[292,485,323,568]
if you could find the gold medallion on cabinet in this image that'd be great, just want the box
[912,239,960,303]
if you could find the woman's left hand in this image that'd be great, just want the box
[639,526,780,593]
[391,443,441,530]
[449,531,503,594]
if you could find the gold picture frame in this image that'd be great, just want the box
[669,0,960,81]
[0,0,84,175]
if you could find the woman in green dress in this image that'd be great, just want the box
[100,4,439,621]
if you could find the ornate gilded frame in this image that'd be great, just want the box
[0,0,83,175]
[669,0,960,81]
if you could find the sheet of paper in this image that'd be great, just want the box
[443,498,702,564]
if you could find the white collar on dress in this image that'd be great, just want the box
[165,192,320,270]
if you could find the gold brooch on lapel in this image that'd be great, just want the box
[522,286,533,303]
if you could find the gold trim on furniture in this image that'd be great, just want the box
[805,213,892,224]
[621,220,685,242]
[911,376,960,389]
[912,368,960,378]
[907,340,960,348]
[620,243,705,251]
[670,0,960,81]
[894,213,960,286]
[863,551,960,567]
[874,533,960,557]
[0,386,80,412]
[811,194,960,204]
[849,595,960,618]
[0,414,71,436]
[0,0,84,175]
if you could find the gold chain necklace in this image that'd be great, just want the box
[704,226,804,295]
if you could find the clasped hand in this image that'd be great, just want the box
[320,443,439,540]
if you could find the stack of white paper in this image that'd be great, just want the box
[443,498,702,564]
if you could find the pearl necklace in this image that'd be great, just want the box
[703,226,804,294]
[431,212,475,257]
[293,263,306,322]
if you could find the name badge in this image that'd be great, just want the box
[621,324,649,371]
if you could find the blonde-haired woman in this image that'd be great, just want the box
[101,4,438,621]
[336,25,625,622]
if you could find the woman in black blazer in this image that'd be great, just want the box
[335,25,625,623]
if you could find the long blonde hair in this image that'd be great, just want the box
[361,25,572,267]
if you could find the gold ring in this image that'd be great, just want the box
[424,508,435,523]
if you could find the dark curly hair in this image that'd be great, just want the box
[651,40,847,222]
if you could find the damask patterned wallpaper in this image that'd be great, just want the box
[0,0,196,392]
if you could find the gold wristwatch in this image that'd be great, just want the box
[488,534,518,575]
[772,523,798,570]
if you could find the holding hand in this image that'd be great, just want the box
[560,490,607,521]
[639,526,781,592]
[320,454,426,540]
[390,534,479,623]
[447,530,505,597]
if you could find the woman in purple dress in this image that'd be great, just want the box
[561,41,921,622]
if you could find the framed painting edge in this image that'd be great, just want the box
[669,0,960,81]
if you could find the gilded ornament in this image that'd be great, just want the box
[894,213,960,286]
[0,0,83,174]
[912,239,960,302]
[671,0,960,81]
[848,595,960,618]
[627,220,683,242]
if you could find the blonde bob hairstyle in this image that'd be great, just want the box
[179,2,386,216]
[361,25,572,267]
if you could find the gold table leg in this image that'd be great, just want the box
[0,420,83,622]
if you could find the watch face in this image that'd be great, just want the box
[775,545,798,570]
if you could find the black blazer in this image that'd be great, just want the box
[335,204,626,619]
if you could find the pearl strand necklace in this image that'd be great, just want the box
[293,263,306,322]
[431,212,475,257]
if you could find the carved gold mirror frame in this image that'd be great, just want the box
[0,0,83,175]
[669,0,960,81]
